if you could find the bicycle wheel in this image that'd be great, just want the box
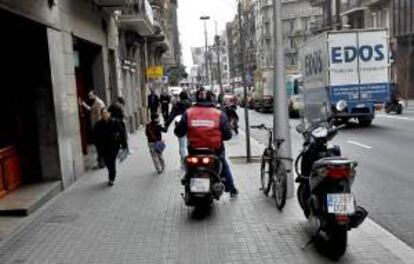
[260,150,273,196]
[273,161,287,210]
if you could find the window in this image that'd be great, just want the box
[371,12,378,28]
[301,17,309,31]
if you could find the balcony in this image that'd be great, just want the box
[261,0,272,9]
[309,0,325,7]
[341,0,367,16]
[94,0,132,7]
[366,0,389,6]
[118,0,155,36]
[263,33,272,40]
[284,47,297,54]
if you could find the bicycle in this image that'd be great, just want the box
[251,123,289,210]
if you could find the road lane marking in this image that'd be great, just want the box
[377,114,414,121]
[347,140,372,149]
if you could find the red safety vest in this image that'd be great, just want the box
[187,106,222,151]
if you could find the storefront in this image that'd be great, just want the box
[0,9,54,196]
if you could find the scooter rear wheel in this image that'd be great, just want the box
[325,225,348,259]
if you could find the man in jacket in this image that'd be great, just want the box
[80,90,106,168]
[174,89,239,197]
[160,91,171,122]
[147,89,160,116]
[94,108,127,186]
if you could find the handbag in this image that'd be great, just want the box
[155,140,166,153]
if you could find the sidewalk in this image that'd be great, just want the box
[0,129,413,263]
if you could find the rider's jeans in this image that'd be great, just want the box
[178,136,187,168]
[220,154,236,193]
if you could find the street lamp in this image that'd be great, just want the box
[200,16,210,86]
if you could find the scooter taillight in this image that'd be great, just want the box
[186,156,215,168]
[326,166,351,179]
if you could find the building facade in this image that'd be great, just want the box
[392,0,414,98]
[0,0,178,203]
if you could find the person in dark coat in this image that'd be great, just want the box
[147,90,160,116]
[165,91,193,169]
[108,97,131,154]
[160,91,171,122]
[165,91,193,128]
[94,108,127,186]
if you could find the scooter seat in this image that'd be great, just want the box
[313,157,357,167]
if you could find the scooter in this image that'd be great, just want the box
[182,149,225,211]
[385,97,404,114]
[295,100,368,259]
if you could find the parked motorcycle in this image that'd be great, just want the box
[182,149,225,211]
[385,97,404,114]
[295,100,368,259]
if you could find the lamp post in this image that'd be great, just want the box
[200,16,210,86]
[272,0,293,197]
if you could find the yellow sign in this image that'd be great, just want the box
[146,66,164,78]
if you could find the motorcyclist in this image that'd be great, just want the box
[174,88,239,197]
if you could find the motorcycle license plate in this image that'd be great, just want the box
[190,178,210,193]
[327,194,355,215]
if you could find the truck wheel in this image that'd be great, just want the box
[358,117,373,127]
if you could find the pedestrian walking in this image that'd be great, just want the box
[108,97,131,154]
[147,89,160,116]
[160,90,171,122]
[79,90,106,168]
[146,113,167,173]
[165,91,192,169]
[93,108,127,186]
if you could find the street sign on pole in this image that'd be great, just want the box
[272,0,294,198]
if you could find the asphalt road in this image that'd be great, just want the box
[237,106,414,248]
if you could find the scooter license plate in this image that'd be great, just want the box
[190,178,210,193]
[327,194,355,215]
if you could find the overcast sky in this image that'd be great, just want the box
[177,0,237,69]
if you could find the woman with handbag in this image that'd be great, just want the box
[145,113,167,173]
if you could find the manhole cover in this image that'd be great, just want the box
[46,213,79,224]
[229,156,261,164]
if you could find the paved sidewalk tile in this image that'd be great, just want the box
[0,129,412,264]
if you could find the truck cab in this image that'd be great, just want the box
[286,74,304,117]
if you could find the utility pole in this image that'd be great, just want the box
[272,0,293,197]
[215,35,223,95]
[238,0,251,162]
[335,0,342,30]
[406,34,412,107]
[215,21,223,96]
[200,16,210,86]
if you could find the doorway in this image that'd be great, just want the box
[0,9,53,193]
[73,38,105,155]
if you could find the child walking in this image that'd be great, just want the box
[146,113,167,173]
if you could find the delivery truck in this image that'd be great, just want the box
[299,29,390,126]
